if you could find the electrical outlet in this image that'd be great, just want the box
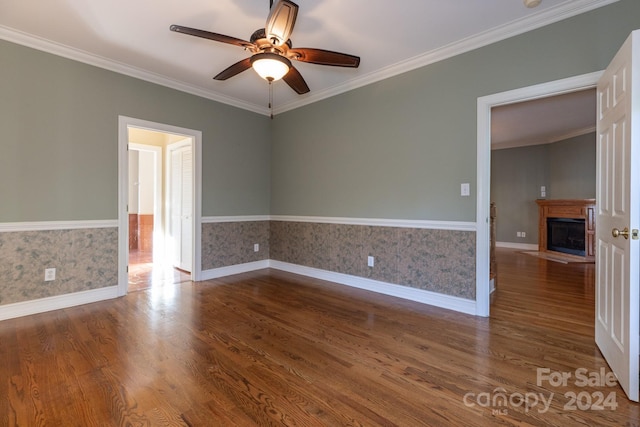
[367,256,375,267]
[44,268,56,281]
[254,243,259,252]
[540,186,546,198]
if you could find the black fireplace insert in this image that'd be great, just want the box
[547,217,586,256]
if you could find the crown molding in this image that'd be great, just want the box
[275,0,619,114]
[0,0,619,116]
[547,125,597,143]
[0,25,270,116]
[492,125,597,150]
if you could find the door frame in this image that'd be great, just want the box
[475,71,602,316]
[118,116,202,296]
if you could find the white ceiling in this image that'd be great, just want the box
[0,0,611,141]
[492,88,597,150]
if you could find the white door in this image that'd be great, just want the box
[595,30,640,402]
[169,141,193,272]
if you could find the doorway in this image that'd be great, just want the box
[476,71,602,316]
[118,116,203,296]
[490,88,597,256]
[127,142,165,291]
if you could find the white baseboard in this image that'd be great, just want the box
[0,286,119,321]
[1,258,477,321]
[200,259,477,315]
[200,260,270,280]
[269,261,477,316]
[496,241,538,250]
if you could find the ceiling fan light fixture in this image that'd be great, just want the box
[250,52,291,81]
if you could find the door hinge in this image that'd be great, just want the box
[632,229,639,240]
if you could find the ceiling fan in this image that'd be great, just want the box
[170,0,360,95]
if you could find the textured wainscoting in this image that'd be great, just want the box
[0,226,118,305]
[201,220,270,270]
[270,221,476,299]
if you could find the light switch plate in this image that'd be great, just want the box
[461,183,470,196]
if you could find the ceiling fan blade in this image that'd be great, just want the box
[214,58,252,80]
[265,0,298,45]
[289,48,360,68]
[170,25,253,49]
[282,66,310,94]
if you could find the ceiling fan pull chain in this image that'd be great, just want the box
[269,81,274,120]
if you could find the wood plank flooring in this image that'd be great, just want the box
[128,249,191,292]
[1,248,639,426]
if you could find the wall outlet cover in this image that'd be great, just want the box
[461,183,470,196]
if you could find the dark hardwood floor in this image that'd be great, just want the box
[1,248,639,426]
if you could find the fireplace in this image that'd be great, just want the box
[547,217,586,256]
[535,199,595,261]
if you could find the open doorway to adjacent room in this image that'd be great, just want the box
[476,72,600,316]
[127,128,193,292]
[118,117,202,295]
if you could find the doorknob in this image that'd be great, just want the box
[612,227,630,239]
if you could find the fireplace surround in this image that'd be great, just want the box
[535,199,596,261]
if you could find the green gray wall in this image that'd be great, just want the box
[2,0,640,308]
[0,40,271,222]
[549,134,597,199]
[271,0,640,221]
[0,38,270,307]
[491,133,596,244]
[491,144,549,245]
